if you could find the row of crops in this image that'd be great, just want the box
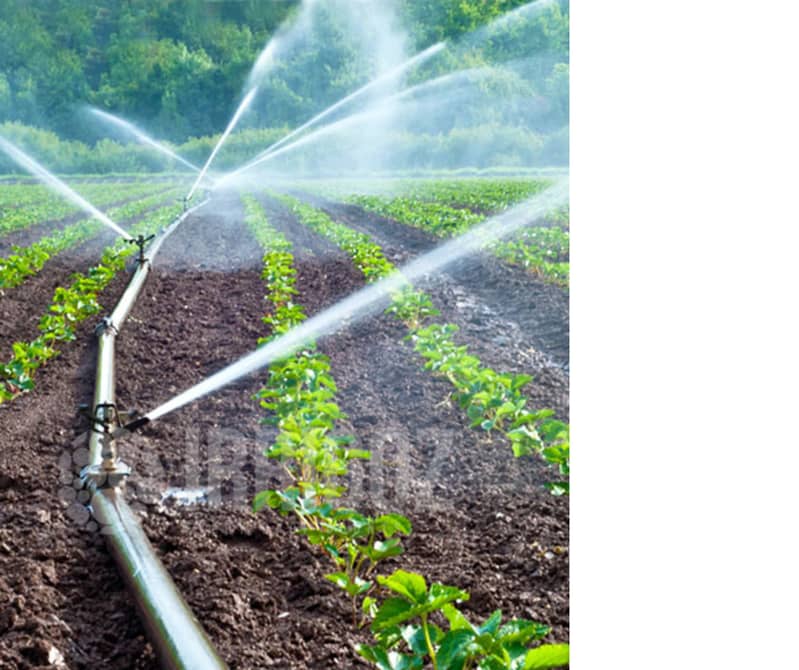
[0,176,568,669]
[300,178,570,287]
[0,182,185,400]
[244,195,568,669]
[0,181,178,237]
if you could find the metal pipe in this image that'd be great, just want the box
[87,200,209,469]
[88,330,119,471]
[81,197,226,670]
[91,488,227,670]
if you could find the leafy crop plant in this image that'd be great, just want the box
[358,569,569,670]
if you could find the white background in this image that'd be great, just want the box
[572,0,798,666]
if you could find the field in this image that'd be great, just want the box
[0,176,569,669]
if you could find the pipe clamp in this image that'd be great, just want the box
[94,316,118,337]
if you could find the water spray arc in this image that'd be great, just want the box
[218,67,514,186]
[0,135,132,240]
[186,86,259,203]
[120,181,567,429]
[233,42,445,178]
[88,107,204,173]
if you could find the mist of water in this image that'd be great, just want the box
[233,42,445,178]
[186,86,259,202]
[216,95,443,187]
[217,63,540,186]
[88,107,203,173]
[246,0,318,89]
[143,180,567,423]
[0,134,132,240]
[220,5,569,182]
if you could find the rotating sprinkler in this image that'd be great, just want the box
[78,401,138,488]
[127,233,156,265]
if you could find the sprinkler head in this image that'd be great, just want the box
[127,233,155,265]
[94,316,118,337]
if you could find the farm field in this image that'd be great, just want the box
[0,176,569,669]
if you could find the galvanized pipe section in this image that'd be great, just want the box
[89,331,117,469]
[82,198,227,670]
[91,488,227,670]
[87,200,207,468]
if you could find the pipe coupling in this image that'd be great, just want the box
[94,316,119,337]
[82,459,132,490]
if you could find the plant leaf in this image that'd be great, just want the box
[523,644,570,669]
[378,570,428,604]
[372,597,417,632]
[436,629,475,670]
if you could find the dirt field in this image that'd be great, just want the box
[0,190,569,669]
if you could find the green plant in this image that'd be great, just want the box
[358,569,569,670]
[387,287,441,330]
[258,488,412,624]
[245,195,412,622]
[0,201,182,404]
[276,193,568,491]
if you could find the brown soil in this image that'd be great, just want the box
[0,195,182,351]
[290,192,569,418]
[0,190,568,669]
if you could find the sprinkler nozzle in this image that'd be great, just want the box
[112,415,151,439]
[127,233,155,264]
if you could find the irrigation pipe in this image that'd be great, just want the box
[80,197,228,670]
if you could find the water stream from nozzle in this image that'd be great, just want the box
[88,107,204,174]
[0,135,132,240]
[226,42,445,183]
[137,180,568,425]
[186,86,259,203]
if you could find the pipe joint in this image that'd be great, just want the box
[94,316,119,337]
[82,459,132,490]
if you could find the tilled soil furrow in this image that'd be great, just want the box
[0,197,181,349]
[303,194,569,362]
[289,192,570,420]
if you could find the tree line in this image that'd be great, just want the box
[0,0,568,171]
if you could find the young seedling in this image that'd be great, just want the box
[359,569,569,670]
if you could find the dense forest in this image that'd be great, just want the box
[0,0,569,173]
